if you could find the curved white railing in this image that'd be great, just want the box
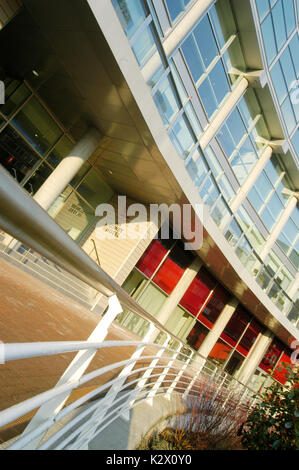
[0,167,258,450]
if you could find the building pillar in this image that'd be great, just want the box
[1,127,101,249]
[196,297,239,358]
[34,127,101,211]
[235,329,274,385]
[259,196,297,261]
[150,257,203,341]
[199,78,248,150]
[230,145,273,213]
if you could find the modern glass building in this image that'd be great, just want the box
[0,0,298,394]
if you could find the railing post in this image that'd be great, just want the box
[147,340,183,404]
[72,322,157,449]
[20,294,122,449]
[126,331,171,410]
[166,349,194,399]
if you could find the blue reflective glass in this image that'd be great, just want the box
[199,176,219,208]
[217,125,235,157]
[256,0,270,20]
[153,75,180,125]
[231,154,248,184]
[113,0,147,38]
[261,15,277,64]
[209,5,226,49]
[248,187,264,212]
[260,207,276,231]
[193,15,219,68]
[289,35,299,78]
[255,172,273,198]
[290,243,299,269]
[270,62,287,104]
[280,48,296,91]
[209,60,230,105]
[198,78,217,119]
[238,137,257,169]
[132,24,157,66]
[226,108,246,145]
[267,192,283,220]
[277,231,292,254]
[272,1,287,51]
[281,97,296,132]
[186,149,208,186]
[165,0,192,22]
[181,35,204,83]
[170,114,195,157]
[264,159,280,186]
[282,0,296,37]
[291,129,299,154]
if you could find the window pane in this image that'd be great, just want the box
[113,0,147,38]
[12,96,62,154]
[198,77,217,119]
[217,124,235,157]
[270,61,287,104]
[153,75,180,125]
[186,148,208,187]
[136,239,168,278]
[272,0,286,51]
[226,108,246,145]
[0,125,40,184]
[181,35,204,83]
[201,285,230,324]
[46,136,73,168]
[170,114,195,157]
[282,0,295,37]
[132,24,157,66]
[221,306,251,347]
[193,15,218,68]
[186,321,209,351]
[165,0,192,22]
[256,0,270,20]
[208,339,232,367]
[76,168,114,208]
[180,267,217,316]
[164,306,195,343]
[261,15,277,64]
[209,60,230,105]
[1,80,31,117]
[23,161,52,195]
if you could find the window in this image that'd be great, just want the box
[11,96,62,155]
[153,75,180,125]
[165,0,192,23]
[180,267,217,317]
[181,34,204,83]
[193,15,218,68]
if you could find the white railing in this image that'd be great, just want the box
[0,167,258,449]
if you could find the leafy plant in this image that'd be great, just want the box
[241,363,299,450]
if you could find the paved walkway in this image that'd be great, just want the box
[0,256,158,444]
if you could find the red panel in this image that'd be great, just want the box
[259,340,284,374]
[186,321,209,351]
[200,285,230,325]
[221,306,251,348]
[179,267,217,317]
[208,340,232,365]
[237,319,264,356]
[136,240,167,278]
[272,351,292,385]
[152,258,184,294]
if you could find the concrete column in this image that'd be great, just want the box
[199,78,248,150]
[235,329,274,385]
[230,145,273,213]
[34,127,101,211]
[259,196,297,261]
[197,297,239,358]
[150,256,203,341]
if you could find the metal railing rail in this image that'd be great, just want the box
[0,167,258,449]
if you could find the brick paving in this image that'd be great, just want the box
[0,256,168,443]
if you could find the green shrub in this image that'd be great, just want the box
[241,364,299,450]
